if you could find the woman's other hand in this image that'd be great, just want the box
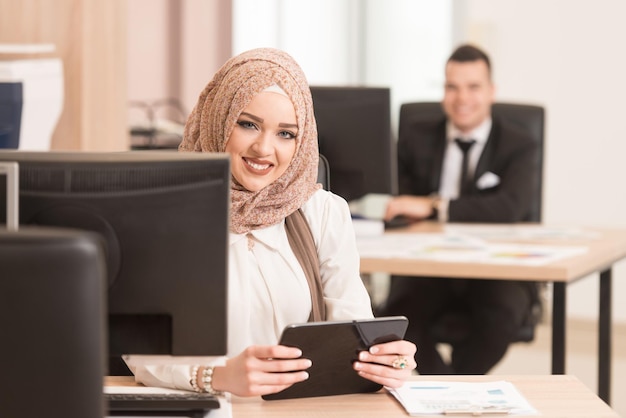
[353,339,417,388]
[212,345,311,397]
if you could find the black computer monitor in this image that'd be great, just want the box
[310,86,395,202]
[0,227,107,418]
[0,150,230,375]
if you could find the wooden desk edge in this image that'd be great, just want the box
[105,374,619,418]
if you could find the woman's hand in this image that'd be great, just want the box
[353,339,417,388]
[211,345,312,397]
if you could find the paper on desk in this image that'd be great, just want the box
[352,218,385,236]
[357,232,486,259]
[357,233,587,266]
[387,380,538,416]
[444,224,600,241]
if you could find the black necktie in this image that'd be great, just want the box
[455,138,476,196]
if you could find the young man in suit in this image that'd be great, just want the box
[379,44,541,374]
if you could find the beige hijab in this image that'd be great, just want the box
[180,48,321,234]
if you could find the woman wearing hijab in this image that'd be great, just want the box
[133,48,416,397]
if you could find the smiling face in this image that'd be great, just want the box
[442,59,495,134]
[225,91,298,192]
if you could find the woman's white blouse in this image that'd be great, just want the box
[132,189,373,389]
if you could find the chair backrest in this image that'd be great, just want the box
[399,102,545,222]
[317,153,331,191]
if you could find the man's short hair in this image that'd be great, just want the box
[447,44,492,78]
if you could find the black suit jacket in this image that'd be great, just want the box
[397,116,540,222]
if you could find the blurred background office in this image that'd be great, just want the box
[125,0,626,340]
[1,0,625,413]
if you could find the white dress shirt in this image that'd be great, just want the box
[132,188,373,390]
[439,117,492,200]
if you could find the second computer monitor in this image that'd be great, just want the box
[310,86,394,202]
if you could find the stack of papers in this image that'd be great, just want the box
[348,193,389,237]
[348,193,392,220]
[352,217,385,236]
[387,380,538,416]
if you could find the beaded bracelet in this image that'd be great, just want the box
[190,365,201,392]
[201,366,223,396]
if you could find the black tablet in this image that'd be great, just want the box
[262,316,408,400]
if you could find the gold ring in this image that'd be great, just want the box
[392,355,409,369]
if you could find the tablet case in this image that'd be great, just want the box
[262,316,408,400]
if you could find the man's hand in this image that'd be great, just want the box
[384,195,436,221]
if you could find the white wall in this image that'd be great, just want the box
[232,0,452,133]
[462,0,626,323]
[233,0,362,85]
[362,1,453,133]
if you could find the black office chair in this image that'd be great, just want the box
[398,101,545,344]
[317,153,331,191]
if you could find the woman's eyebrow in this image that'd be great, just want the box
[240,112,297,130]
[240,112,263,123]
